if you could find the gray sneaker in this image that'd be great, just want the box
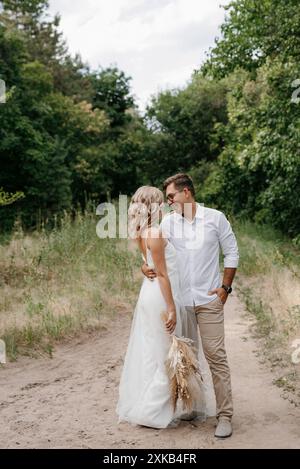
[214,418,232,438]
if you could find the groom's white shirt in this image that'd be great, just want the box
[160,203,239,306]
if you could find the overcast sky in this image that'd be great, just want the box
[48,0,230,111]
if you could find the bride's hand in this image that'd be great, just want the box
[165,310,176,335]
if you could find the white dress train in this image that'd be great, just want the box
[116,240,215,429]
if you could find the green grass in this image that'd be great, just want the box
[238,286,276,337]
[234,219,300,275]
[0,206,141,361]
[233,219,300,405]
[234,219,300,344]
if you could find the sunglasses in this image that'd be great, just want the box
[166,190,183,202]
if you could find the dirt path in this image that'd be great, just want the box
[1,290,300,449]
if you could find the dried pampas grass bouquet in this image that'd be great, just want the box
[161,311,203,412]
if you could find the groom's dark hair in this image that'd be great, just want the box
[163,173,195,198]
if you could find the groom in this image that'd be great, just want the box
[142,173,239,439]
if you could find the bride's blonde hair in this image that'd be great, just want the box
[128,186,164,239]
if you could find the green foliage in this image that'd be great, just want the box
[197,0,300,239]
[202,0,300,79]
[144,74,228,185]
[0,1,142,231]
[199,59,300,236]
[0,187,24,205]
[1,0,299,239]
[90,67,135,128]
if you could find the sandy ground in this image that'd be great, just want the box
[1,290,300,449]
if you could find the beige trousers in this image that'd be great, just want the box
[185,297,233,420]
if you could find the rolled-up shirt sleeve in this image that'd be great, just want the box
[218,212,239,268]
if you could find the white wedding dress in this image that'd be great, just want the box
[116,239,216,429]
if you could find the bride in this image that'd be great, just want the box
[116,186,215,429]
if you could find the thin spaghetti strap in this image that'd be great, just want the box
[142,228,149,264]
[145,228,149,252]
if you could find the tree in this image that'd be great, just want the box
[202,0,300,79]
[199,60,300,236]
[90,67,135,128]
[0,0,88,101]
[144,75,227,184]
[0,22,27,85]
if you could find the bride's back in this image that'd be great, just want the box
[142,227,181,296]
